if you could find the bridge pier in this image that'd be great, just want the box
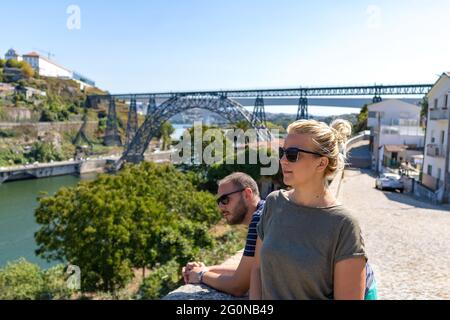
[252,95,267,127]
[126,96,138,145]
[146,96,157,116]
[296,95,309,120]
[372,95,382,103]
[104,97,122,146]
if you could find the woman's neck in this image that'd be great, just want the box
[289,180,337,208]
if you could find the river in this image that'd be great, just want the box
[0,174,97,269]
[0,124,191,270]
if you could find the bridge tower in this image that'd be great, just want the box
[73,104,92,147]
[73,102,93,160]
[146,95,157,117]
[104,96,122,146]
[296,90,309,120]
[372,86,383,103]
[126,96,138,145]
[252,95,267,127]
[372,95,382,103]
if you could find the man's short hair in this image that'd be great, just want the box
[218,172,260,197]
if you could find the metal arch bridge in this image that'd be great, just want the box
[86,83,432,169]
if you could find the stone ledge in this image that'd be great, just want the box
[164,250,247,300]
[163,284,247,300]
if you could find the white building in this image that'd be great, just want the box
[422,72,450,202]
[22,52,73,78]
[3,49,95,89]
[367,99,425,172]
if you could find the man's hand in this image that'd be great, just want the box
[187,266,207,284]
[182,262,206,284]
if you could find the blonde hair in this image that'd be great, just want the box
[286,119,352,181]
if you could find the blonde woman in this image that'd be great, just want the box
[250,119,377,300]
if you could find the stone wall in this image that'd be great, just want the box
[79,159,107,174]
[0,121,98,136]
[1,107,35,122]
[163,250,246,300]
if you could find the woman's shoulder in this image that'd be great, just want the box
[264,189,289,205]
[325,205,361,228]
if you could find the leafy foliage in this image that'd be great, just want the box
[139,259,182,299]
[27,141,63,163]
[353,104,369,133]
[35,162,221,292]
[0,259,73,300]
[155,121,175,150]
[139,226,247,299]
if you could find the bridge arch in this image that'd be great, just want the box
[119,95,272,165]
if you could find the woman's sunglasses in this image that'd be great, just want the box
[278,147,323,163]
[216,188,246,205]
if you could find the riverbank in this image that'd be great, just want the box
[0,157,115,184]
[0,174,97,268]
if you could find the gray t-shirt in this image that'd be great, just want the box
[256,190,368,300]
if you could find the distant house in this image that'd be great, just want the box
[15,86,47,100]
[367,99,425,173]
[3,49,95,89]
[422,72,450,202]
[4,48,22,61]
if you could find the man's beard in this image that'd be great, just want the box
[227,196,248,225]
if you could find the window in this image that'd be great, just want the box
[440,131,445,144]
[445,94,449,109]
[427,165,432,176]
[434,98,438,108]
[437,168,442,181]
[368,111,377,118]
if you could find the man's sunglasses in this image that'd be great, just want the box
[216,188,246,205]
[278,147,323,163]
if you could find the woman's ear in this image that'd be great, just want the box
[317,157,329,172]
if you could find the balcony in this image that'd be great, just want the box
[422,173,444,191]
[426,144,447,158]
[429,108,449,121]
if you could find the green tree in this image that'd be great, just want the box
[233,120,251,132]
[353,104,369,133]
[27,141,63,163]
[5,59,21,68]
[35,162,220,292]
[139,259,181,299]
[19,61,34,78]
[420,97,428,127]
[0,259,72,300]
[203,146,283,193]
[155,121,175,150]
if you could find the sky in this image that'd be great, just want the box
[1,0,449,114]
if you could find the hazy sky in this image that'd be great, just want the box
[1,0,449,96]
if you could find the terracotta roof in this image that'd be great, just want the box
[384,144,407,153]
[23,51,40,57]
